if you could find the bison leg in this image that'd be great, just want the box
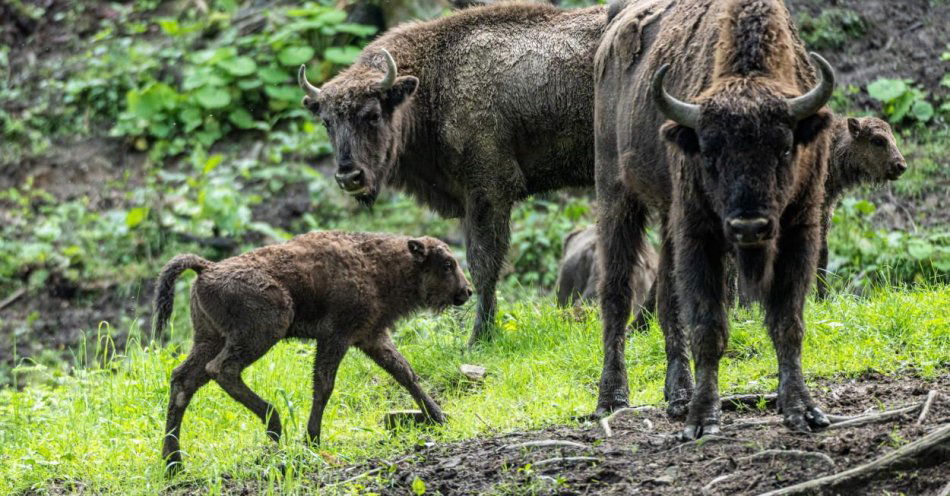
[162,335,222,474]
[594,191,649,417]
[305,337,349,445]
[676,232,728,440]
[814,210,833,299]
[628,278,656,333]
[656,231,692,419]
[463,193,511,346]
[206,336,282,443]
[360,333,446,424]
[765,225,830,433]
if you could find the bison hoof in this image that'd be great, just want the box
[680,422,721,441]
[666,389,691,420]
[164,458,184,478]
[593,400,629,419]
[784,406,830,432]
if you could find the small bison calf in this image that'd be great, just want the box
[555,226,657,310]
[153,231,472,472]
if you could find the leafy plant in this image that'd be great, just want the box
[867,78,935,124]
[507,197,593,289]
[797,9,867,51]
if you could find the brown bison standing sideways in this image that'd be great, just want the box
[298,3,606,345]
[153,232,471,472]
[595,0,838,438]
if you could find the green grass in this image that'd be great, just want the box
[1,285,948,495]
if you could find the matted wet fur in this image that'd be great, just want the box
[151,231,472,473]
[594,0,838,439]
[299,3,606,345]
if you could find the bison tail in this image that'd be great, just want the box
[152,254,210,338]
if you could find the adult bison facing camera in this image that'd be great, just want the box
[298,3,606,345]
[595,0,837,439]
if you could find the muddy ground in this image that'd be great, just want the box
[278,372,949,495]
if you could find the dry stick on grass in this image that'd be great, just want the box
[702,473,740,494]
[503,440,590,451]
[532,456,601,469]
[916,390,939,425]
[739,449,836,467]
[826,402,922,431]
[326,454,414,488]
[756,423,950,496]
[725,417,784,431]
[599,406,658,438]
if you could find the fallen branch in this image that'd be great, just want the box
[916,390,938,426]
[756,423,950,496]
[826,403,922,431]
[0,288,25,312]
[325,454,414,488]
[725,417,783,431]
[702,473,740,494]
[532,456,600,469]
[721,393,777,411]
[599,406,657,438]
[937,480,950,496]
[739,449,835,467]
[504,440,590,451]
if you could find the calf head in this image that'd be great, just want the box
[408,237,473,310]
[841,117,906,182]
[654,53,836,279]
[299,49,418,206]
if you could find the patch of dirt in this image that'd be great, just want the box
[786,0,950,100]
[297,373,950,496]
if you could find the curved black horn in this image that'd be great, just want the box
[380,49,397,90]
[787,52,835,121]
[298,65,320,99]
[652,64,700,129]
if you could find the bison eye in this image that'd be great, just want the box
[871,136,887,147]
[443,260,453,271]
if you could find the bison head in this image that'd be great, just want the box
[299,49,418,206]
[654,53,835,255]
[408,237,473,310]
[842,117,906,182]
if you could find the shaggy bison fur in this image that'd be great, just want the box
[152,232,471,472]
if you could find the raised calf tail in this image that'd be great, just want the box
[152,254,211,337]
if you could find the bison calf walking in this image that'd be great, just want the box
[153,232,471,472]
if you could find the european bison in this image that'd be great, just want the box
[298,3,606,345]
[555,225,657,310]
[595,0,837,438]
[632,114,906,325]
[153,232,471,472]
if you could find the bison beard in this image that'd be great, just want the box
[594,0,836,439]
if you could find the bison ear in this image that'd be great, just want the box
[846,117,861,137]
[301,96,319,114]
[383,76,419,109]
[407,238,427,263]
[661,122,700,155]
[794,109,833,145]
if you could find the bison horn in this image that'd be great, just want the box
[652,64,700,129]
[298,64,320,99]
[379,49,397,90]
[787,52,836,121]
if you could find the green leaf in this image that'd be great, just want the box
[316,10,347,25]
[910,99,934,122]
[193,86,231,109]
[237,78,263,90]
[203,154,224,174]
[907,240,934,260]
[126,207,149,228]
[218,56,257,76]
[158,19,180,36]
[334,23,378,37]
[264,85,302,102]
[228,108,257,129]
[180,107,202,132]
[259,66,290,84]
[889,91,915,123]
[183,68,226,91]
[277,46,315,66]
[867,78,907,103]
[411,477,426,495]
[324,46,362,65]
[853,200,876,215]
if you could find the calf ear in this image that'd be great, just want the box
[407,239,427,263]
[794,109,833,145]
[661,121,700,155]
[383,76,419,109]
[846,117,861,137]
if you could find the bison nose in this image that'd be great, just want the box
[334,169,366,193]
[888,161,907,180]
[454,287,473,306]
[726,217,772,245]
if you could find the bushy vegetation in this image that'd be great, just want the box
[1,287,947,494]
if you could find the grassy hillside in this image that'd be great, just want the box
[1,286,947,494]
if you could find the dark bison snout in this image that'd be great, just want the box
[887,160,907,181]
[334,169,366,194]
[454,286,473,306]
[726,216,773,246]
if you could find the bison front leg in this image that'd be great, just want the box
[765,224,830,433]
[655,231,692,419]
[360,333,446,424]
[594,190,649,417]
[675,229,728,440]
[463,192,512,346]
